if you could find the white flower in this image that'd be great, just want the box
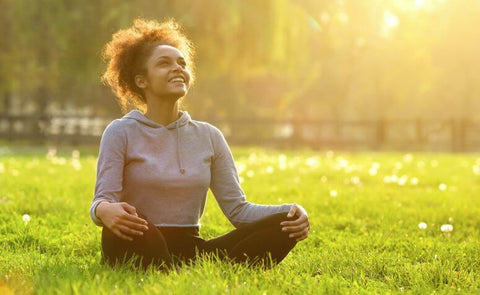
[350,176,361,185]
[330,190,338,197]
[438,183,447,191]
[246,170,255,178]
[397,175,408,186]
[403,154,413,163]
[22,214,31,224]
[265,166,274,174]
[440,224,453,233]
[473,165,480,175]
[418,222,427,230]
[72,150,80,159]
[410,177,419,185]
[306,157,320,168]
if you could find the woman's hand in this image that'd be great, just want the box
[96,201,149,241]
[280,204,309,242]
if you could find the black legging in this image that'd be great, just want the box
[101,212,297,270]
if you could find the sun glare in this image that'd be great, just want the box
[384,11,399,28]
[415,0,425,8]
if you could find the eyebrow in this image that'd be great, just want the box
[155,56,185,62]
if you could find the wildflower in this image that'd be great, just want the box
[350,176,361,185]
[265,166,274,174]
[239,176,244,183]
[330,190,338,197]
[72,160,82,171]
[0,163,4,173]
[440,224,453,233]
[306,157,319,168]
[22,214,31,224]
[46,147,57,159]
[418,222,427,230]
[403,154,413,163]
[397,175,408,186]
[72,150,80,159]
[438,183,447,191]
[278,154,287,170]
[246,170,255,178]
[473,165,480,175]
[410,177,419,185]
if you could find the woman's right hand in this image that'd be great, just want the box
[95,201,149,241]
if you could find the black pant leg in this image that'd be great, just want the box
[101,215,174,270]
[199,212,297,266]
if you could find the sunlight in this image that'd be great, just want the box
[415,0,425,8]
[384,11,399,28]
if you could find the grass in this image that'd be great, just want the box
[0,145,479,294]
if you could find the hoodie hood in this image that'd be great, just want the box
[123,110,191,174]
[123,110,191,130]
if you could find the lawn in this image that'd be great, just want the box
[1,146,479,294]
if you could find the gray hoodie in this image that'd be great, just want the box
[90,110,292,228]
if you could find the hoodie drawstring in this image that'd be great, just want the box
[176,120,186,174]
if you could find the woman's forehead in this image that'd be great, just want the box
[149,45,185,60]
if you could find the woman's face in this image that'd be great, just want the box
[137,45,191,101]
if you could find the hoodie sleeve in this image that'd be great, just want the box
[208,125,292,228]
[89,120,126,226]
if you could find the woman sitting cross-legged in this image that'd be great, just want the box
[90,18,310,270]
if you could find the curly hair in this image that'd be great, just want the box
[101,18,195,113]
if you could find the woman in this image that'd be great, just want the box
[90,19,309,270]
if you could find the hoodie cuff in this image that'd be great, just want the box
[90,199,107,226]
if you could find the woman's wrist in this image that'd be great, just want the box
[95,201,110,220]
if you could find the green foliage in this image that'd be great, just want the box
[2,0,480,120]
[0,147,479,293]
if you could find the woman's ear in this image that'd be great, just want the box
[135,74,148,89]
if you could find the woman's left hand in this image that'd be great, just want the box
[280,204,310,242]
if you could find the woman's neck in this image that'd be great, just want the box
[144,99,180,126]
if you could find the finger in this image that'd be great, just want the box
[286,205,297,218]
[281,222,309,233]
[118,224,145,237]
[113,229,134,241]
[121,202,138,217]
[280,214,308,226]
[288,227,309,239]
[119,219,149,232]
[121,212,148,225]
[296,233,308,242]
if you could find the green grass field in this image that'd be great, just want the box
[1,146,479,294]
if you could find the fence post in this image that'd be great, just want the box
[415,118,424,146]
[451,119,466,153]
[375,118,386,150]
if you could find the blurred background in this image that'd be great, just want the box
[1,0,479,151]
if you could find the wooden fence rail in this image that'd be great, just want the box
[0,113,479,152]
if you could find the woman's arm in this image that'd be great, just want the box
[91,121,148,240]
[208,125,293,227]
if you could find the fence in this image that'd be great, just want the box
[1,113,479,152]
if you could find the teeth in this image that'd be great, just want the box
[171,77,184,82]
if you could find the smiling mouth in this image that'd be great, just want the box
[169,76,186,83]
